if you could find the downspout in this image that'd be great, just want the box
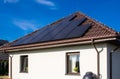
[110,47,119,79]
[91,39,100,79]
[9,55,13,79]
[2,48,13,79]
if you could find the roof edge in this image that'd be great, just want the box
[76,11,117,34]
[0,35,117,52]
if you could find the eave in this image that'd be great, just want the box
[0,35,118,52]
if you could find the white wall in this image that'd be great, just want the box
[9,43,108,79]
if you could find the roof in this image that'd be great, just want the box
[0,11,120,52]
[0,40,8,46]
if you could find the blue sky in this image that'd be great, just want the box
[0,0,120,42]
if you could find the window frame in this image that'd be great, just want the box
[20,55,28,73]
[66,52,80,75]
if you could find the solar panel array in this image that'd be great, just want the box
[12,14,91,46]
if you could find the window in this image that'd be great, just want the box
[20,55,28,73]
[66,52,80,75]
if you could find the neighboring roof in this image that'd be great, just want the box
[0,11,120,52]
[0,40,9,60]
[0,40,8,46]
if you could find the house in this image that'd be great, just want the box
[0,40,9,75]
[0,12,120,79]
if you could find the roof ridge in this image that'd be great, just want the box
[76,11,117,34]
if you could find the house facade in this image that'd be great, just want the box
[0,12,120,79]
[9,43,120,79]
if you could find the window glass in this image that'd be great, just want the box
[66,52,80,75]
[20,55,28,73]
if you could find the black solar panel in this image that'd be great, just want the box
[66,24,91,38]
[11,13,91,46]
[27,27,48,42]
[23,26,48,43]
[12,35,32,46]
[39,21,70,42]
[69,15,77,21]
[54,18,86,40]
[38,15,77,42]
[12,26,49,46]
[66,14,77,21]
[36,25,61,42]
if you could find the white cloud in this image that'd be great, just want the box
[4,0,19,3]
[13,20,38,31]
[36,0,55,7]
[50,7,58,10]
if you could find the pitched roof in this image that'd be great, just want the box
[0,40,8,46]
[11,12,118,46]
[1,11,120,52]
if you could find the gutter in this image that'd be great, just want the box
[0,37,117,52]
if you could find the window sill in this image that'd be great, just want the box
[65,73,80,76]
[20,71,28,73]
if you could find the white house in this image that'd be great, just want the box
[0,12,120,79]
